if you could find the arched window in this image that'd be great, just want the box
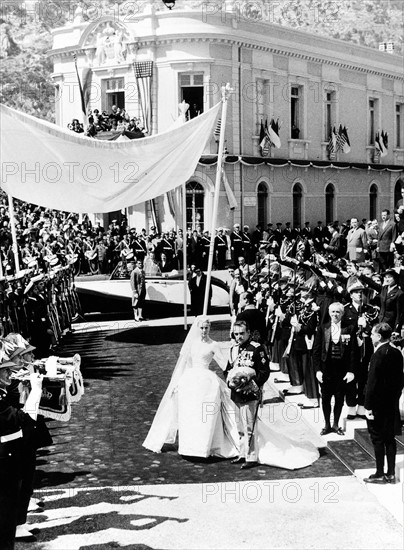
[186,181,205,230]
[369,184,378,220]
[325,184,335,224]
[292,183,303,228]
[257,182,268,227]
[394,177,404,209]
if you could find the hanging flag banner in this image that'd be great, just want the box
[0,102,221,213]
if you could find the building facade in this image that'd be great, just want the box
[50,0,404,231]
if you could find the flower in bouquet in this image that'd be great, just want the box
[227,366,260,397]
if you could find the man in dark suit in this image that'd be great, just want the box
[236,291,267,344]
[313,221,326,251]
[395,184,404,220]
[377,209,395,272]
[364,323,404,484]
[188,267,211,316]
[301,221,312,240]
[323,222,342,259]
[313,302,357,435]
[282,222,295,241]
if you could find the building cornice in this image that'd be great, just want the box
[48,17,404,83]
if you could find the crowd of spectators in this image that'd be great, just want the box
[67,104,146,138]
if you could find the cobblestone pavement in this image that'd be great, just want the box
[34,320,349,491]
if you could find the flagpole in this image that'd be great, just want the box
[203,84,233,316]
[8,194,20,273]
[182,181,188,330]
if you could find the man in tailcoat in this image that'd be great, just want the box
[313,302,357,436]
[346,217,368,262]
[363,323,404,484]
[377,209,395,272]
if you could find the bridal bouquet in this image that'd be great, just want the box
[227,366,260,397]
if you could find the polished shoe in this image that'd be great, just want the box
[241,461,258,470]
[299,404,320,410]
[231,457,245,464]
[363,474,387,484]
[15,525,37,542]
[385,474,397,484]
[320,427,332,436]
[347,414,357,420]
[332,427,345,436]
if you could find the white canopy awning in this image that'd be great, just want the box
[0,102,221,213]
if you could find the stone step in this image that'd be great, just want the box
[327,439,374,474]
[354,428,404,459]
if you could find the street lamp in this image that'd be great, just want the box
[162,0,176,9]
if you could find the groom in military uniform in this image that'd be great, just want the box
[225,320,269,469]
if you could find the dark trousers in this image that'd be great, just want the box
[0,456,22,550]
[17,447,36,526]
[345,359,368,408]
[378,251,394,272]
[367,419,397,476]
[321,367,346,427]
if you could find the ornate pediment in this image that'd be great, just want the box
[83,20,134,67]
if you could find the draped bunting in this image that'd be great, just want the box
[198,155,404,172]
[0,102,221,213]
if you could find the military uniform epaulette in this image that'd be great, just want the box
[249,341,260,348]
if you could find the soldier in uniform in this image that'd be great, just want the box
[0,354,43,548]
[343,280,380,420]
[24,274,52,358]
[284,285,319,406]
[159,232,175,263]
[200,231,211,270]
[241,225,254,264]
[230,224,244,264]
[214,227,228,269]
[225,319,269,469]
[132,233,148,262]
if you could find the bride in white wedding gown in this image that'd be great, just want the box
[143,316,319,469]
[143,316,239,458]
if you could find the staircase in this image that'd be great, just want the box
[267,372,404,526]
[328,427,404,475]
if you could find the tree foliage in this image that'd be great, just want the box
[0,0,403,121]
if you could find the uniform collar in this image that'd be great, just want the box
[239,338,252,350]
